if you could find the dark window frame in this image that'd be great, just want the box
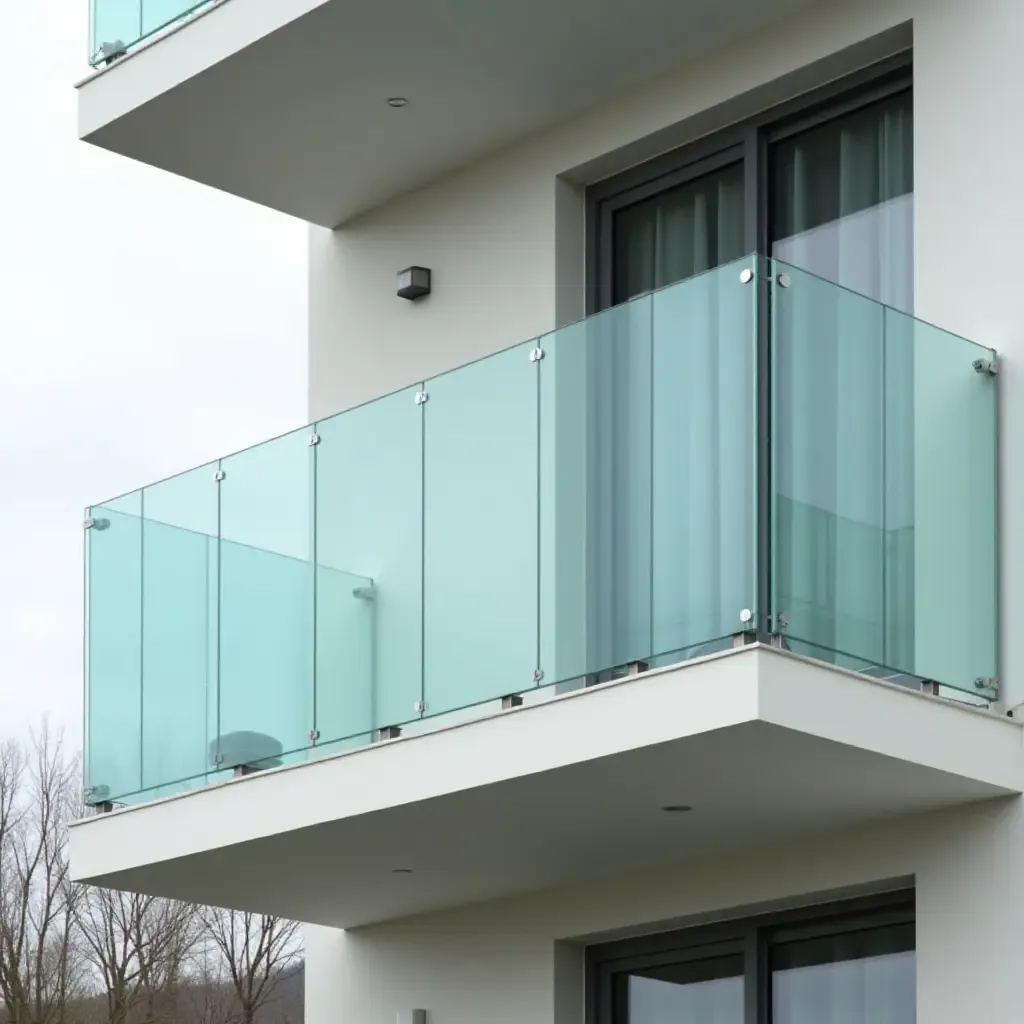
[583,51,912,643]
[586,890,915,1024]
[585,51,912,315]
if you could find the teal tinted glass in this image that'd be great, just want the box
[86,491,142,803]
[884,306,998,692]
[141,464,218,796]
[772,262,889,669]
[771,260,998,695]
[217,430,313,772]
[538,293,654,687]
[423,343,538,711]
[315,386,423,747]
[651,259,757,659]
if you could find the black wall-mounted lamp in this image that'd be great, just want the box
[397,266,431,301]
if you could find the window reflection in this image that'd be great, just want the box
[772,924,915,1024]
[771,91,914,313]
[618,955,744,1024]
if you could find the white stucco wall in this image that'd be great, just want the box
[305,797,1024,1024]
[307,0,914,421]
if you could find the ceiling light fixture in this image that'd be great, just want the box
[387,97,409,108]
[661,805,693,814]
[391,867,414,874]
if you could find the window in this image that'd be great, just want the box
[589,55,913,312]
[579,55,914,678]
[771,89,913,313]
[588,895,915,1024]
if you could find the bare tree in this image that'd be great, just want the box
[0,725,86,1024]
[199,910,300,1024]
[74,888,204,1024]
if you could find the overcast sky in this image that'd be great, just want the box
[0,3,307,739]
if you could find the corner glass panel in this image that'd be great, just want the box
[772,263,887,670]
[85,491,143,804]
[140,464,218,796]
[423,343,538,712]
[651,258,757,660]
[217,430,313,773]
[91,0,141,59]
[772,260,997,696]
[315,387,423,748]
[884,308,998,693]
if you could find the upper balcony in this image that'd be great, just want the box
[76,0,830,226]
[72,258,1010,924]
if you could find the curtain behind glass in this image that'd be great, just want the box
[771,91,913,312]
[614,163,746,303]
[772,924,915,1024]
[590,166,747,677]
[770,92,915,673]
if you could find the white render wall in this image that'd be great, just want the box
[308,0,1024,709]
[305,797,1024,1024]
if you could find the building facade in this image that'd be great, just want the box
[74,1,1024,1022]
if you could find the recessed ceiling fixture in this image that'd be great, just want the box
[661,804,693,814]
[391,867,414,874]
[387,97,409,108]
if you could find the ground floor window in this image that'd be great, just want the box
[588,894,914,1024]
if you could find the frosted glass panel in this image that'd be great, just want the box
[772,263,888,669]
[141,465,217,795]
[772,924,915,1024]
[540,293,655,684]
[218,431,313,769]
[86,492,142,804]
[623,957,744,1024]
[652,259,757,658]
[315,387,422,743]
[771,260,997,695]
[423,344,538,712]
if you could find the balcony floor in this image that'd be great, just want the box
[69,645,1023,927]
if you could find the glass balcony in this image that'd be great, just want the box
[83,256,999,807]
[89,0,215,65]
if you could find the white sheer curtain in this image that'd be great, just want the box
[772,928,915,1024]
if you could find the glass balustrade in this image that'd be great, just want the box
[83,255,998,807]
[90,0,216,66]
